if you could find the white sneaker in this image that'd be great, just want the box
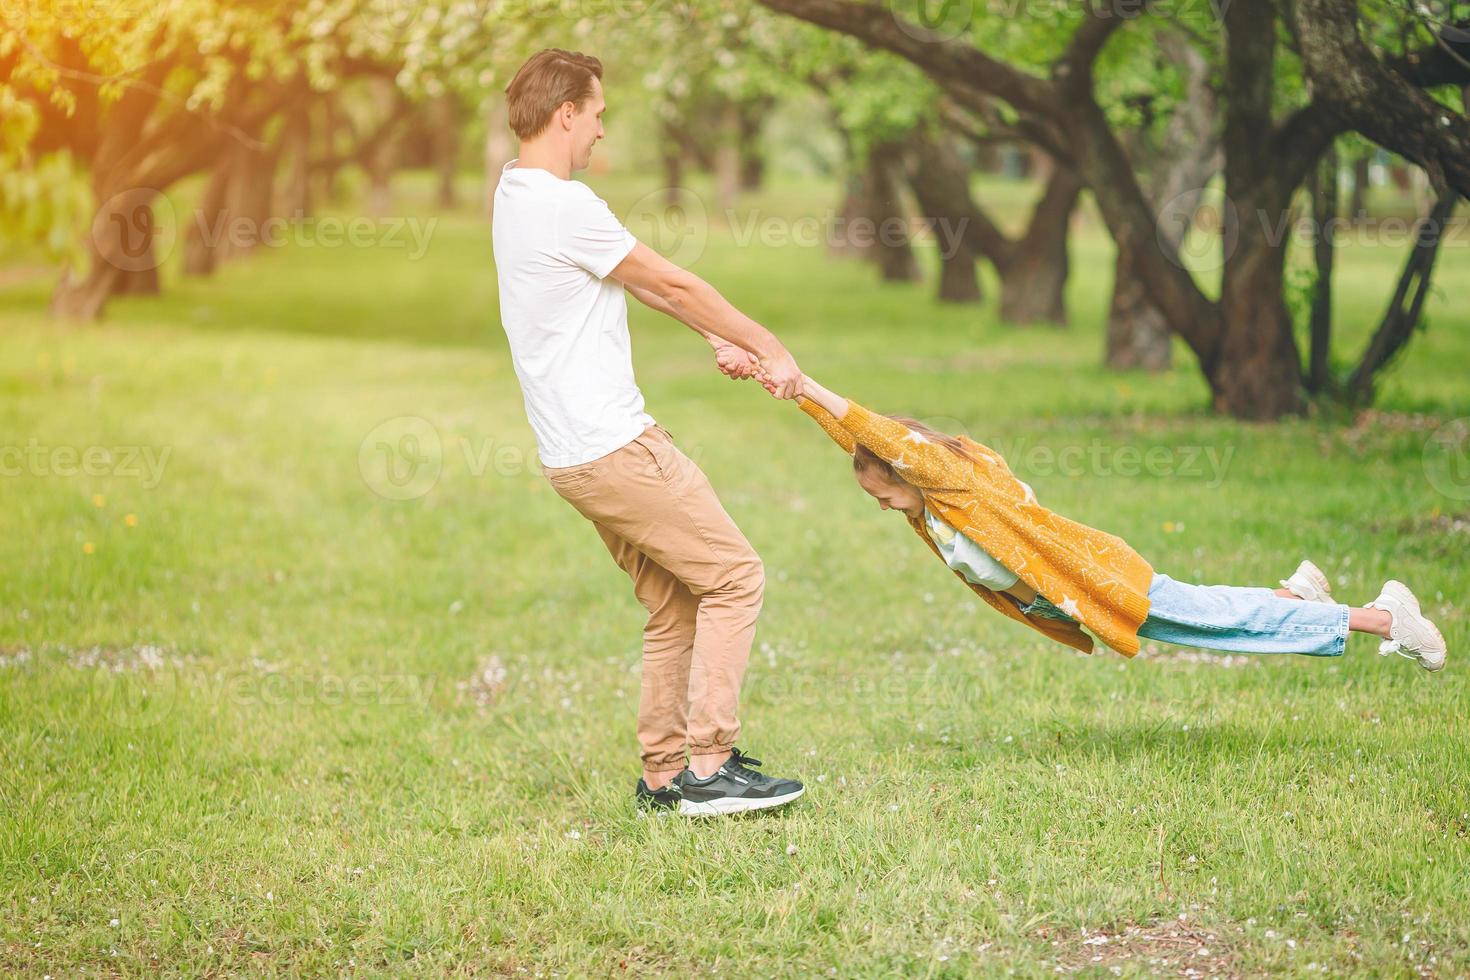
[1365,580,1447,672]
[1281,560,1333,603]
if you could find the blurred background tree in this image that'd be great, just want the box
[2,0,1466,417]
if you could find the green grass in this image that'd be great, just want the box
[1,170,1467,976]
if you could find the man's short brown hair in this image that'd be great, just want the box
[504,48,604,141]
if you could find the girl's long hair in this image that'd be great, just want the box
[851,415,979,487]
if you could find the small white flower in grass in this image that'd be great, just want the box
[109,918,119,927]
[786,843,798,856]
[888,803,900,812]
[565,830,581,841]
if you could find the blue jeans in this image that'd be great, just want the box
[1021,573,1351,656]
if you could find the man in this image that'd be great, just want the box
[491,48,805,816]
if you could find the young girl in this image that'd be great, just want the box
[782,374,1447,669]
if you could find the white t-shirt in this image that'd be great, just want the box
[492,159,653,468]
[923,507,1019,592]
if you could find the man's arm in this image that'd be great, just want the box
[625,282,761,380]
[609,241,802,398]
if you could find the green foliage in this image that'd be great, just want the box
[0,150,90,265]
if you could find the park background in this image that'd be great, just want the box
[3,0,1469,974]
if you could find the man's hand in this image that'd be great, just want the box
[712,341,760,380]
[757,348,803,400]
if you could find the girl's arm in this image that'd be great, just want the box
[793,375,975,491]
[795,375,848,420]
[791,375,856,456]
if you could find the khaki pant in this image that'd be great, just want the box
[541,424,763,773]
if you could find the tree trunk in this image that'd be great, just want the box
[831,170,868,258]
[738,100,767,191]
[1105,248,1172,369]
[1212,234,1303,417]
[1349,152,1371,220]
[714,101,741,213]
[365,78,399,218]
[366,141,395,217]
[867,140,921,282]
[1346,189,1458,401]
[998,245,1068,323]
[52,185,164,318]
[484,99,513,217]
[278,100,312,220]
[1104,31,1214,370]
[319,96,347,205]
[997,165,1080,324]
[430,93,461,209]
[937,238,983,303]
[1209,0,1305,418]
[184,149,233,277]
[906,130,982,303]
[184,131,280,275]
[1306,144,1338,392]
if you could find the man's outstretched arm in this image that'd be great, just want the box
[609,242,803,398]
[625,281,762,380]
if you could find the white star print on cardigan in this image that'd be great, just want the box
[797,396,1155,656]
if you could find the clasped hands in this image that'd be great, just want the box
[712,341,802,400]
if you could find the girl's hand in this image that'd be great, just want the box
[752,366,781,397]
[713,342,760,380]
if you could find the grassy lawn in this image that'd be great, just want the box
[1,171,1467,976]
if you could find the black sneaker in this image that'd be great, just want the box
[673,748,805,816]
[634,777,683,812]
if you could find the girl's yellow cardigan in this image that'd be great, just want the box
[798,396,1154,656]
